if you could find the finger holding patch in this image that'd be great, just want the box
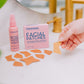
[70,35,80,45]
[73,36,81,45]
[66,39,73,50]
[62,41,68,49]
[61,42,67,48]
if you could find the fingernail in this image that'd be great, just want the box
[59,37,64,41]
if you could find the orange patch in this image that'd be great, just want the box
[44,50,52,55]
[54,42,61,54]
[20,51,31,57]
[21,56,40,65]
[13,61,23,66]
[14,53,23,58]
[30,49,42,53]
[35,54,45,59]
[5,55,15,61]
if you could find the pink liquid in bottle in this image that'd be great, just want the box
[9,14,19,51]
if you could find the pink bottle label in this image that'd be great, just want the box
[24,24,49,49]
[9,27,19,51]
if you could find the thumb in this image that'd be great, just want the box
[59,29,73,41]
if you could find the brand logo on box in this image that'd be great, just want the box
[26,32,46,40]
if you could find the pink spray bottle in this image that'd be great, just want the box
[9,14,19,51]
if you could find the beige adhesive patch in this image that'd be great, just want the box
[14,53,23,58]
[30,49,42,53]
[21,56,40,65]
[13,61,23,66]
[35,54,45,59]
[6,55,15,61]
[44,50,52,55]
[20,51,31,57]
[54,42,61,54]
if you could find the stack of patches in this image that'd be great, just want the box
[5,49,52,67]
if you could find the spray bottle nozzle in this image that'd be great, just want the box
[10,14,16,27]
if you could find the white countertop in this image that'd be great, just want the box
[0,0,84,84]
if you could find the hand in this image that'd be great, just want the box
[59,19,84,51]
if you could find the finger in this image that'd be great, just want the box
[59,24,70,38]
[62,24,70,32]
[75,33,84,43]
[70,35,81,45]
[61,41,68,49]
[59,25,73,42]
[65,39,73,50]
[69,44,78,51]
[61,42,66,48]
